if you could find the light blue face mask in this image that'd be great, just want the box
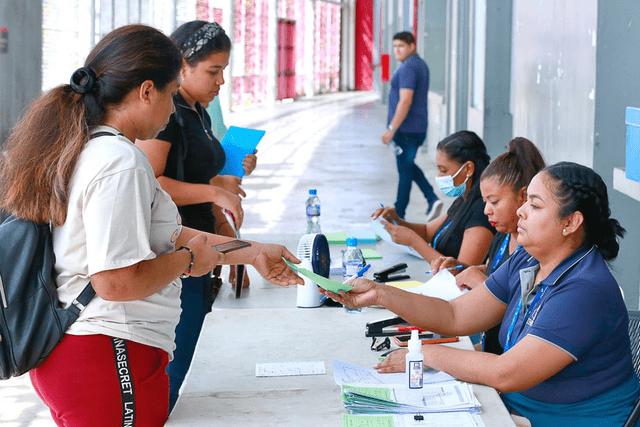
[435,163,469,197]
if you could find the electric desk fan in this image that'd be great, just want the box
[295,233,331,307]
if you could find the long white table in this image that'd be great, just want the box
[166,234,516,426]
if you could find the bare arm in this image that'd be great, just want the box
[176,226,303,286]
[90,234,222,301]
[381,89,414,145]
[377,335,574,393]
[422,335,574,392]
[325,279,506,337]
[389,88,414,130]
[455,226,494,266]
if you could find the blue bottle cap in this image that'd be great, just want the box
[346,237,358,247]
[309,189,317,195]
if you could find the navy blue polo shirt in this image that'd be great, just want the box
[388,54,429,133]
[485,246,634,404]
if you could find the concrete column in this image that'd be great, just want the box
[222,0,233,113]
[304,0,315,97]
[267,0,278,103]
[0,0,42,145]
[340,0,355,91]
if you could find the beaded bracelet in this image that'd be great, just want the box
[178,246,194,278]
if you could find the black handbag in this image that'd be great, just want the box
[0,215,95,379]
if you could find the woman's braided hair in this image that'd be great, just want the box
[544,161,625,261]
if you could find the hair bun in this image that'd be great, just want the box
[70,67,97,94]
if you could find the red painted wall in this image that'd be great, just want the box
[355,0,373,90]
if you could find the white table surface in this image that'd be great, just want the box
[166,234,516,426]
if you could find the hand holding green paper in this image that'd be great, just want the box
[286,260,355,293]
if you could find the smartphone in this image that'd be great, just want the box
[393,334,459,346]
[212,240,251,254]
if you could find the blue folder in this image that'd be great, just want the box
[219,126,266,177]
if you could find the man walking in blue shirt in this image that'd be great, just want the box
[381,32,441,221]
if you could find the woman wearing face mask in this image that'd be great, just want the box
[431,137,545,353]
[373,130,495,266]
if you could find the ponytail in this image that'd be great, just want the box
[0,25,182,225]
[0,86,89,225]
[481,137,545,193]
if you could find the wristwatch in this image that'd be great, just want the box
[387,124,396,132]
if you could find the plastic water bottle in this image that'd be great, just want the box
[306,189,321,233]
[390,141,403,155]
[405,330,424,402]
[342,237,364,313]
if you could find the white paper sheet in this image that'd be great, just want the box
[256,361,326,377]
[333,360,454,386]
[394,270,468,301]
[370,219,423,259]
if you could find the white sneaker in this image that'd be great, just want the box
[425,200,443,222]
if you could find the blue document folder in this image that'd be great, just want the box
[219,126,266,177]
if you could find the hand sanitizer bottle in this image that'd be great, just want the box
[405,329,424,402]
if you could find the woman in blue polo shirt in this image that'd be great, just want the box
[327,161,639,426]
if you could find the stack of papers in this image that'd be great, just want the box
[334,360,484,427]
[343,413,486,427]
[341,382,480,415]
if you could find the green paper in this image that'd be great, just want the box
[361,248,382,259]
[324,231,379,245]
[341,385,392,401]
[342,414,394,427]
[286,261,354,293]
[325,231,349,244]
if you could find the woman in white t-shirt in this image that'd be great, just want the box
[0,25,301,426]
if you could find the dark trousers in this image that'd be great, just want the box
[393,131,438,218]
[167,274,214,413]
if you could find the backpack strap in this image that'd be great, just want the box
[68,282,96,316]
[91,131,117,139]
[62,131,115,316]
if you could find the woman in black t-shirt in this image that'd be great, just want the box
[374,131,495,266]
[135,21,255,413]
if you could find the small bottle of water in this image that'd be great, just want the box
[390,141,403,155]
[306,189,321,233]
[342,237,364,313]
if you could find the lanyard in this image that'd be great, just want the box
[489,235,521,274]
[503,284,548,352]
[432,221,452,251]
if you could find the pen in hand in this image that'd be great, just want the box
[379,203,398,225]
[426,265,464,275]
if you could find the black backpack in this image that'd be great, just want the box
[0,215,95,379]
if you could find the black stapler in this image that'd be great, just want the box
[365,316,410,338]
[365,315,410,351]
[373,262,409,283]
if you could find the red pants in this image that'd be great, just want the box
[30,334,169,426]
